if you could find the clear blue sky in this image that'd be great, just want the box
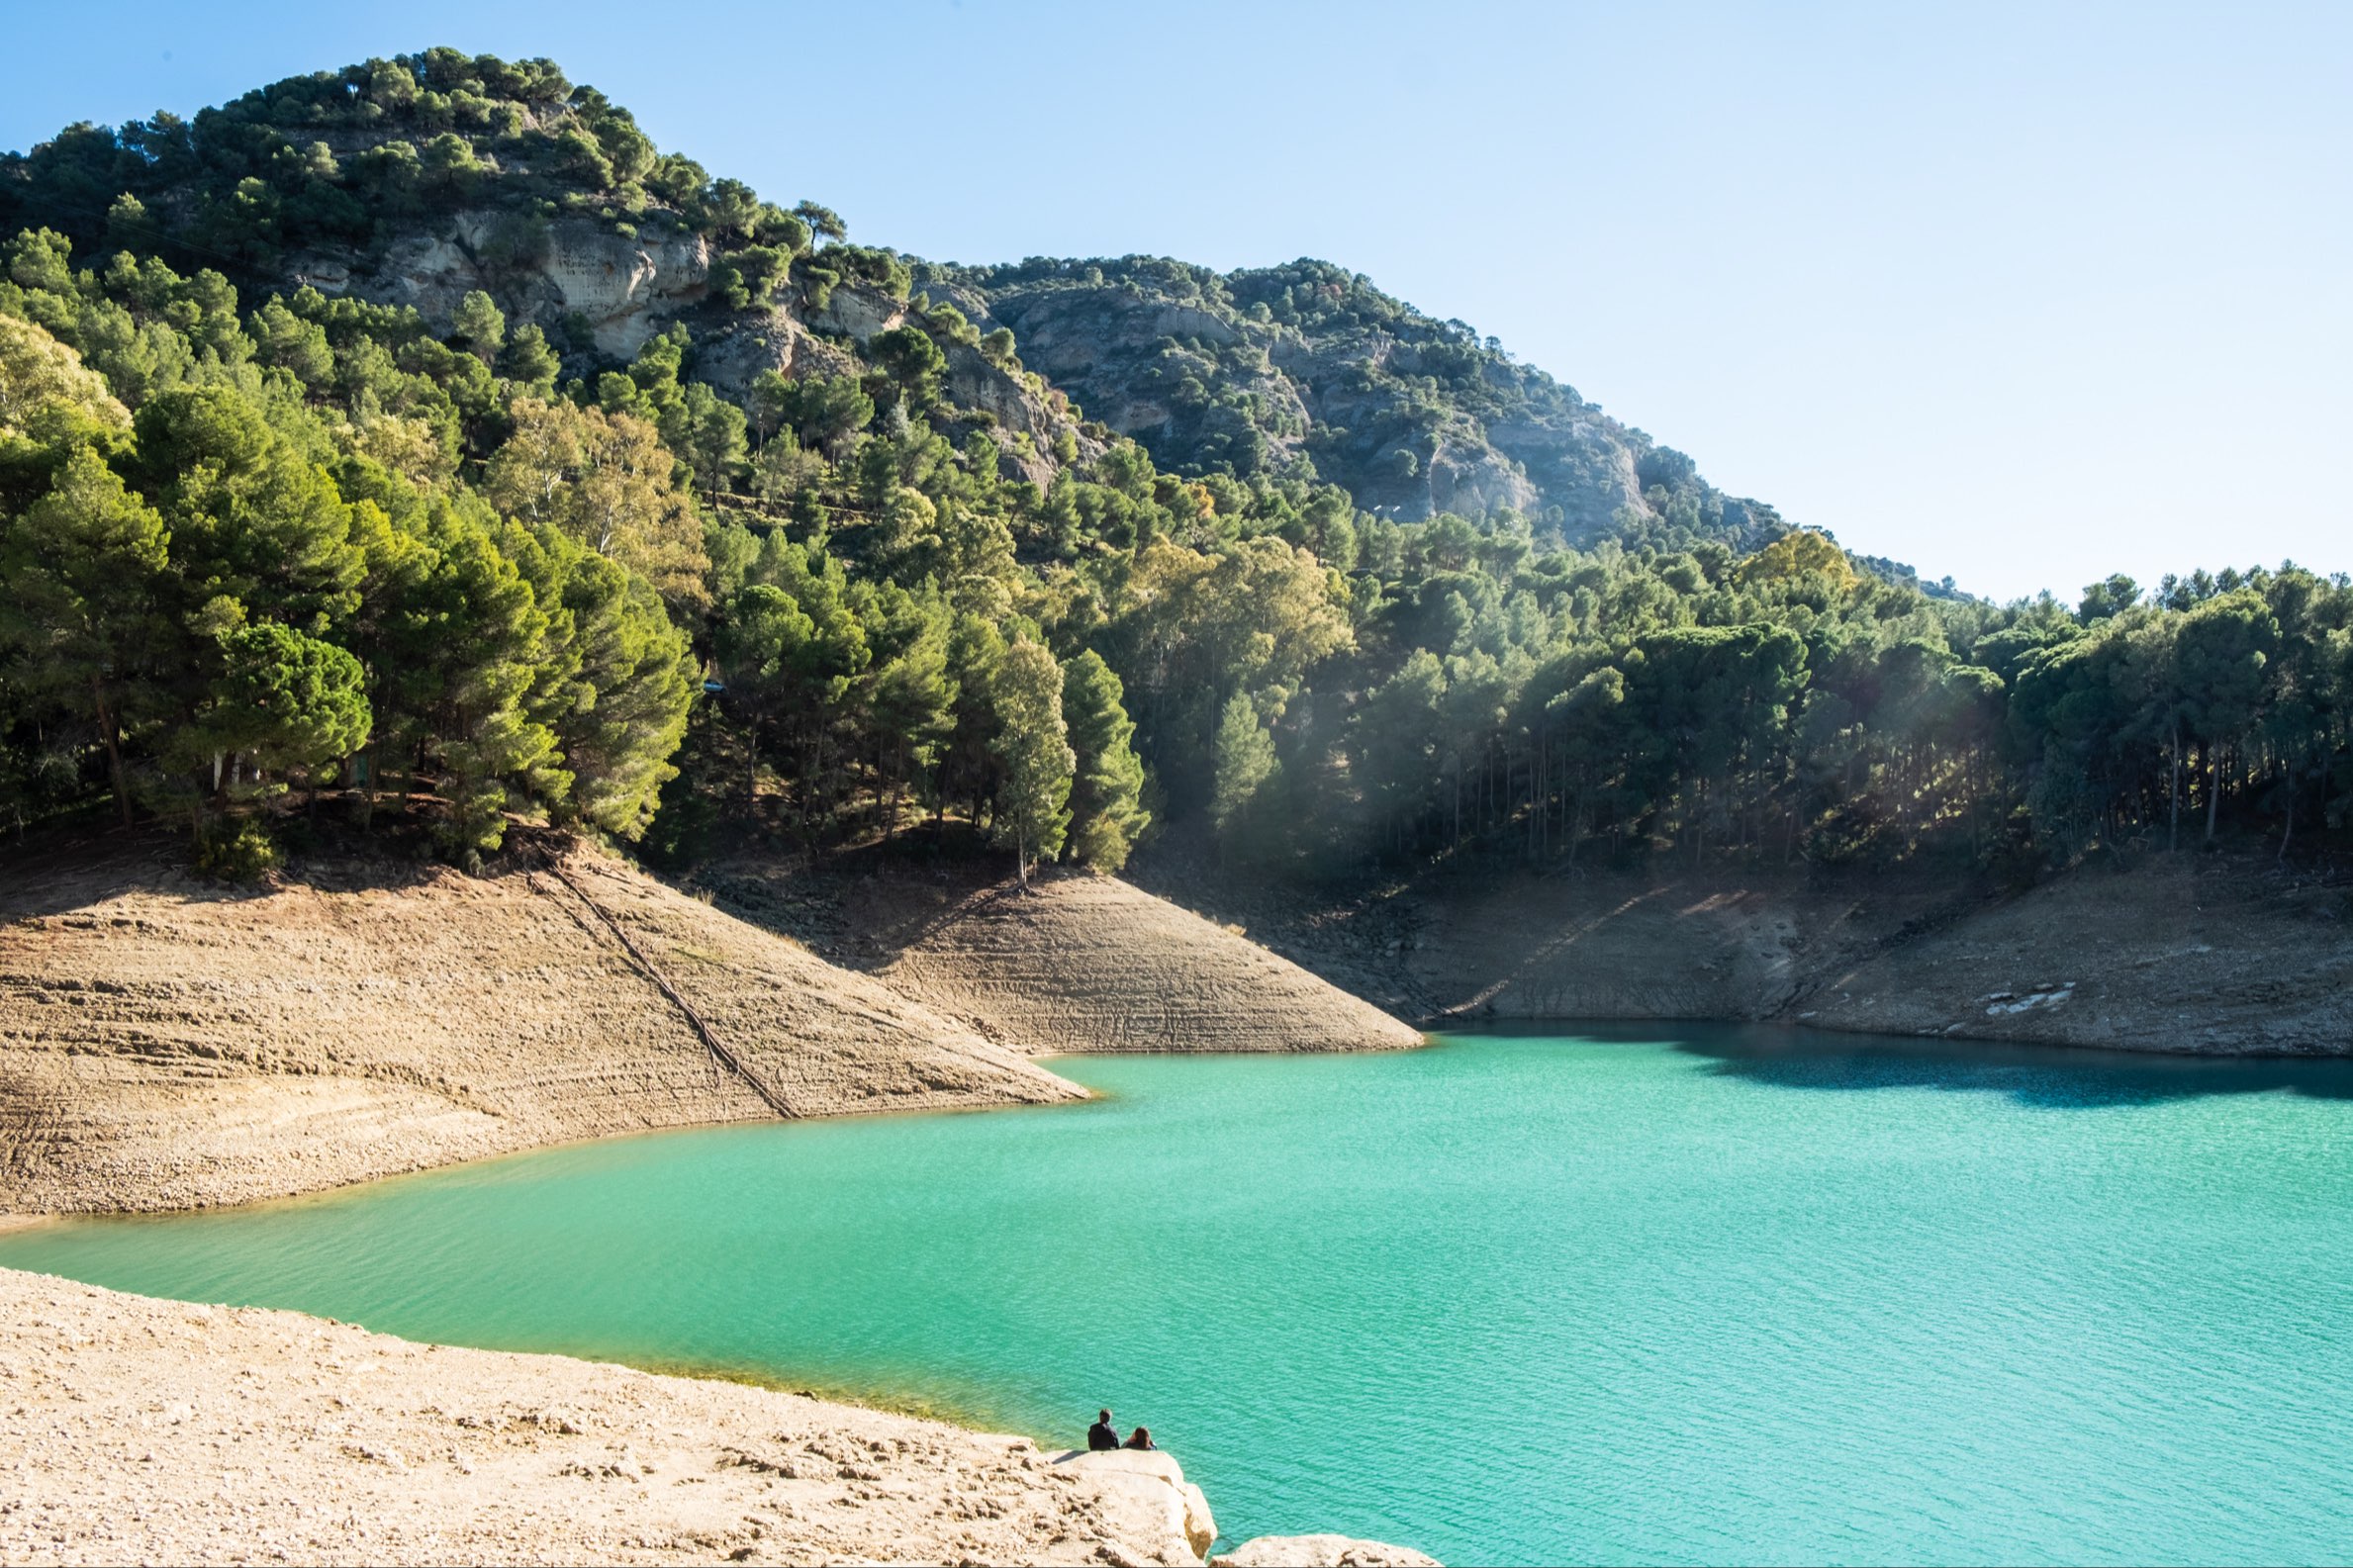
[4,0,2346,602]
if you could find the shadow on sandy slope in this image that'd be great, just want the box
[1449,1019,2353,1107]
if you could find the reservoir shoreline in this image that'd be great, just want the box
[0,1266,1437,1567]
[5,827,2346,1565]
[15,1033,2353,1565]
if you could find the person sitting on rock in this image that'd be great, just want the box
[1123,1426,1156,1451]
[1087,1410,1119,1451]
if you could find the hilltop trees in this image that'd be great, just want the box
[2174,593,2278,844]
[4,48,2353,887]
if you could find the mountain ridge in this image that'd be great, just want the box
[0,46,1816,560]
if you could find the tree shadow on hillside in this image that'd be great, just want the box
[1668,1022,2353,1108]
[0,810,520,922]
[678,824,1032,972]
[1459,1020,2353,1108]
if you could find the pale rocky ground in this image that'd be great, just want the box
[1789,852,2353,1051]
[0,1268,1426,1566]
[1211,1538,1440,1568]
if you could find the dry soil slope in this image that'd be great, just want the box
[1223,853,2353,1054]
[0,837,1078,1216]
[705,866,1423,1055]
[1797,854,2353,1052]
[1392,876,1821,1022]
[1180,862,1937,1027]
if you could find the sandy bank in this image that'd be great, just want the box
[0,1267,1445,1566]
[0,834,1078,1217]
[698,859,1422,1055]
[0,832,1429,1219]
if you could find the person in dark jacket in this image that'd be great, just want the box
[1123,1427,1156,1451]
[1087,1410,1119,1451]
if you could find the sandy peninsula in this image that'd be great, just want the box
[0,1268,1434,1567]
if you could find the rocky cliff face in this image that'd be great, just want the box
[937,262,1673,541]
[292,212,714,358]
[283,216,1091,489]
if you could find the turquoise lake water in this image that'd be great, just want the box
[7,1027,2353,1564]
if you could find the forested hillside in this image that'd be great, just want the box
[2,48,2348,887]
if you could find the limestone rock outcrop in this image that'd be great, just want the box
[282,217,1101,492]
[947,269,1660,540]
[1053,1447,1219,1563]
[691,308,860,401]
[294,212,713,357]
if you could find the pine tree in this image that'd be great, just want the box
[939,612,1006,831]
[416,506,562,857]
[450,290,505,364]
[1062,649,1149,872]
[683,382,748,502]
[196,619,372,788]
[135,386,366,636]
[988,639,1072,888]
[715,584,815,809]
[868,607,956,836]
[0,447,173,825]
[1210,692,1278,852]
[506,521,694,840]
[501,324,560,398]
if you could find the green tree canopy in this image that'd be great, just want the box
[988,638,1073,886]
[1062,648,1149,872]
